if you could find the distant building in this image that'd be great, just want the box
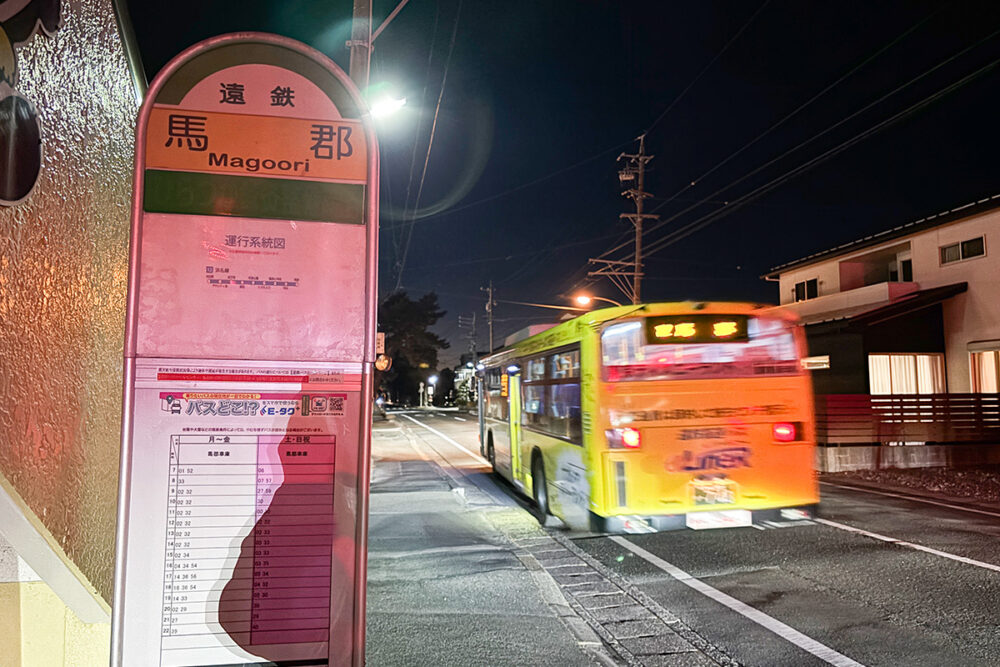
[764,194,1000,396]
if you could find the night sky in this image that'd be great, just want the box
[127,1,1000,367]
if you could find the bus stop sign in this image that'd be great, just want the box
[112,33,378,667]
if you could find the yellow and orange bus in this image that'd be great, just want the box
[477,302,818,533]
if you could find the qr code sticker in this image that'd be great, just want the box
[309,394,345,415]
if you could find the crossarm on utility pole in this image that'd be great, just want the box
[372,0,412,43]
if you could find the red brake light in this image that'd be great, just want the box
[773,422,797,442]
[605,427,642,449]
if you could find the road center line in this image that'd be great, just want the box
[814,517,1000,573]
[820,480,1000,519]
[609,536,865,667]
[398,414,490,465]
[453,417,467,421]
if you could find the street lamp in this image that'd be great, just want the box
[426,374,437,406]
[574,294,623,308]
[370,95,406,118]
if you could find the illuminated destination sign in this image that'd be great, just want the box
[645,315,749,344]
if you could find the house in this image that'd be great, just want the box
[764,195,1000,468]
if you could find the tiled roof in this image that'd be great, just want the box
[763,193,1000,278]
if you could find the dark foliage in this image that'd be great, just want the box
[378,291,450,405]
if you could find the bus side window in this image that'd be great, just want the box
[522,384,547,428]
[549,383,582,442]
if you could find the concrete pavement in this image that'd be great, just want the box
[363,413,724,666]
[365,418,608,666]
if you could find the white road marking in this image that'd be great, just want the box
[454,417,467,421]
[369,544,505,559]
[399,414,490,465]
[609,536,866,667]
[814,517,1000,573]
[820,480,1000,519]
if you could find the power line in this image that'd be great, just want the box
[643,0,771,136]
[384,0,767,248]
[645,7,940,226]
[391,1,441,269]
[598,23,1000,264]
[401,229,622,272]
[380,139,632,231]
[394,0,464,291]
[637,54,1000,260]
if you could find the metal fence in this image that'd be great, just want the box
[815,393,1000,445]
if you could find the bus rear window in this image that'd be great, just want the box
[601,317,799,381]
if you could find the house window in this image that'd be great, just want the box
[793,278,818,302]
[940,236,985,265]
[971,350,999,392]
[868,353,945,395]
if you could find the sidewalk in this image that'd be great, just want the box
[364,422,608,666]
[364,419,724,666]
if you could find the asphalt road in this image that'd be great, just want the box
[381,409,1000,666]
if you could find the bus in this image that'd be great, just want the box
[477,302,818,533]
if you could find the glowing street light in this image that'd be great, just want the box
[370,95,407,118]
[574,294,623,308]
[428,375,438,386]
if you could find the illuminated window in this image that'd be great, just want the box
[868,354,945,395]
[940,236,985,265]
[793,278,818,302]
[971,350,999,393]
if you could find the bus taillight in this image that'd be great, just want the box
[607,427,641,449]
[772,422,798,442]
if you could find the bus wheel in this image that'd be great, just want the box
[532,455,549,522]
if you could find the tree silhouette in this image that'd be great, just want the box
[377,291,449,405]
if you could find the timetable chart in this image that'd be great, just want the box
[160,433,336,664]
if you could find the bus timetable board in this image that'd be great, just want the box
[112,34,378,667]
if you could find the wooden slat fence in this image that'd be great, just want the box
[815,393,1000,445]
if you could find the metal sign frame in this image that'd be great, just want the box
[112,32,378,667]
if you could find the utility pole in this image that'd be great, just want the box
[348,0,412,89]
[457,312,478,365]
[587,134,658,304]
[348,0,372,88]
[481,282,495,353]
